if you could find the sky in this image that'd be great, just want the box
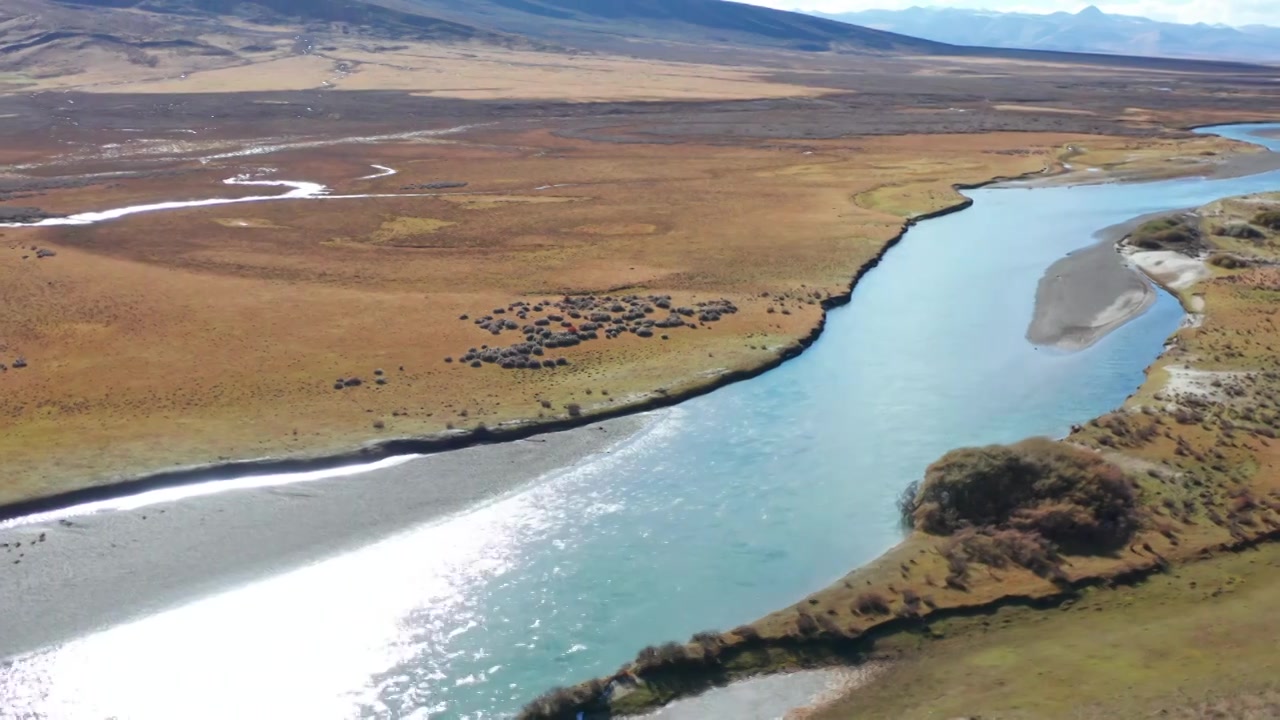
[735,0,1276,26]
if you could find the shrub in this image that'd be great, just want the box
[1130,217,1198,250]
[690,631,722,654]
[516,679,604,720]
[1218,222,1265,240]
[794,612,820,636]
[901,438,1139,552]
[947,527,1060,576]
[1252,209,1280,230]
[852,592,891,615]
[1210,254,1251,270]
[942,548,970,578]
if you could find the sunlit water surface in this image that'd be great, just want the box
[3,124,1279,719]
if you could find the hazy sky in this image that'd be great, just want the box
[736,0,1274,26]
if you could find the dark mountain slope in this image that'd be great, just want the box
[389,0,949,53]
[47,0,512,43]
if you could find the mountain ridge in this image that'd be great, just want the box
[814,5,1280,62]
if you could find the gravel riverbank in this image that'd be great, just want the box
[0,413,651,659]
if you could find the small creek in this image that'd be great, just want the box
[1,124,1279,719]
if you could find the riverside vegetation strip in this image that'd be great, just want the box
[517,191,1280,719]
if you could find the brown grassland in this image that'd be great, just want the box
[1,127,1074,502]
[3,44,1276,505]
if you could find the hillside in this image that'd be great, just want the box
[817,5,1280,63]
[0,0,957,91]
[386,0,948,54]
[0,0,526,89]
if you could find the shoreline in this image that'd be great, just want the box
[0,412,654,659]
[0,175,1007,525]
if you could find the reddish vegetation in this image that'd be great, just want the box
[902,438,1141,552]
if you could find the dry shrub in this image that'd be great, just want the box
[517,678,605,720]
[1131,216,1199,249]
[946,527,1060,577]
[1218,222,1265,240]
[632,641,692,672]
[1210,254,1251,270]
[1163,687,1280,719]
[794,612,820,636]
[851,591,891,616]
[690,631,721,650]
[1252,209,1280,230]
[900,438,1140,552]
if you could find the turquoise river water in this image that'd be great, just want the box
[2,124,1280,719]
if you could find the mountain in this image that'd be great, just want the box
[3,0,1268,91]
[24,0,949,55]
[815,5,1280,63]
[0,0,958,86]
[380,0,948,54]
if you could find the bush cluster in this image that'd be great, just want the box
[899,438,1140,552]
[1252,209,1280,230]
[1130,217,1198,250]
[517,679,604,720]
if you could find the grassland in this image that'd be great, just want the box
[69,45,839,101]
[1,60,1276,506]
[1,128,1078,504]
[814,543,1280,719]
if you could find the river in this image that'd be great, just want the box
[2,124,1278,719]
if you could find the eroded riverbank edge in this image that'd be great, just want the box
[0,166,1028,526]
[517,193,1280,719]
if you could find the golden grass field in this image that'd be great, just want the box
[19,38,838,101]
[3,127,1097,503]
[0,63,1272,504]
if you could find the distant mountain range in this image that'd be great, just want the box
[813,5,1280,63]
[26,0,948,54]
[4,0,1270,89]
